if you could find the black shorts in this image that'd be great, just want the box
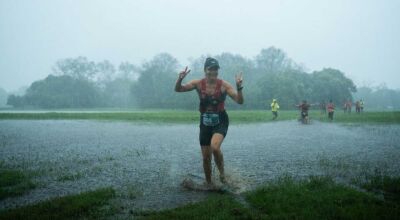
[301,111,308,118]
[199,111,229,146]
[272,111,278,117]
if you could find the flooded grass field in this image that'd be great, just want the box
[0,119,400,215]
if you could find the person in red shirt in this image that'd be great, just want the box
[326,100,335,121]
[296,100,311,124]
[355,100,361,113]
[346,100,352,113]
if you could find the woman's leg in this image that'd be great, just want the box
[201,145,212,184]
[210,133,225,182]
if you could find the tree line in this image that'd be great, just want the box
[353,85,400,110]
[7,47,360,110]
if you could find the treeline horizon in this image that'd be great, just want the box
[2,47,400,110]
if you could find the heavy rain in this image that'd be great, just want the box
[1,0,400,219]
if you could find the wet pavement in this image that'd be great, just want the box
[0,120,399,211]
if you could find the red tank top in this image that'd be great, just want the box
[198,78,226,113]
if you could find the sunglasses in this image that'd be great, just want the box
[207,66,219,71]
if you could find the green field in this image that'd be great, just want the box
[1,174,399,219]
[0,187,116,220]
[0,169,36,200]
[139,175,400,220]
[0,110,399,124]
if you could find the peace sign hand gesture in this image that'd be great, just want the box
[235,72,243,89]
[178,66,191,80]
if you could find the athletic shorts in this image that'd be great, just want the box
[199,111,229,146]
[301,111,308,118]
[272,111,278,117]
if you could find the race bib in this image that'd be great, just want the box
[202,113,220,126]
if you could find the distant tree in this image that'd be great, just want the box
[19,75,102,108]
[215,53,255,82]
[215,53,256,109]
[95,60,116,88]
[103,77,136,107]
[310,68,357,105]
[6,48,363,110]
[52,56,97,81]
[173,50,357,110]
[132,53,198,109]
[0,87,7,107]
[118,62,139,80]
[255,47,299,75]
[10,86,28,96]
[254,70,312,109]
[354,86,400,110]
[354,86,373,98]
[7,94,25,108]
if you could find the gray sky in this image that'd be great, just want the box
[1,0,399,92]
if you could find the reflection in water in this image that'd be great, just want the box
[0,120,399,211]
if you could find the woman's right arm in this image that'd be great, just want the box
[175,78,199,92]
[174,66,199,92]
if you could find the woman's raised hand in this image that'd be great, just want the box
[235,72,243,87]
[178,66,191,79]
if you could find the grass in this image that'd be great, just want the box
[0,187,115,220]
[0,111,200,123]
[1,174,399,219]
[133,194,262,220]
[0,110,296,123]
[0,169,36,200]
[361,176,400,202]
[124,184,141,200]
[132,175,400,219]
[246,175,400,219]
[352,169,400,202]
[0,109,399,124]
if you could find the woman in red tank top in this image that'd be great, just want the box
[174,57,244,186]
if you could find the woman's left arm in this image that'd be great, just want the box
[225,73,244,104]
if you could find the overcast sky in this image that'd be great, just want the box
[1,0,399,92]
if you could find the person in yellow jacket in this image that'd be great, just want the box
[360,99,364,113]
[271,99,280,120]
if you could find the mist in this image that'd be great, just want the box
[1,0,400,94]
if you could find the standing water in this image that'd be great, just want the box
[0,120,399,211]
